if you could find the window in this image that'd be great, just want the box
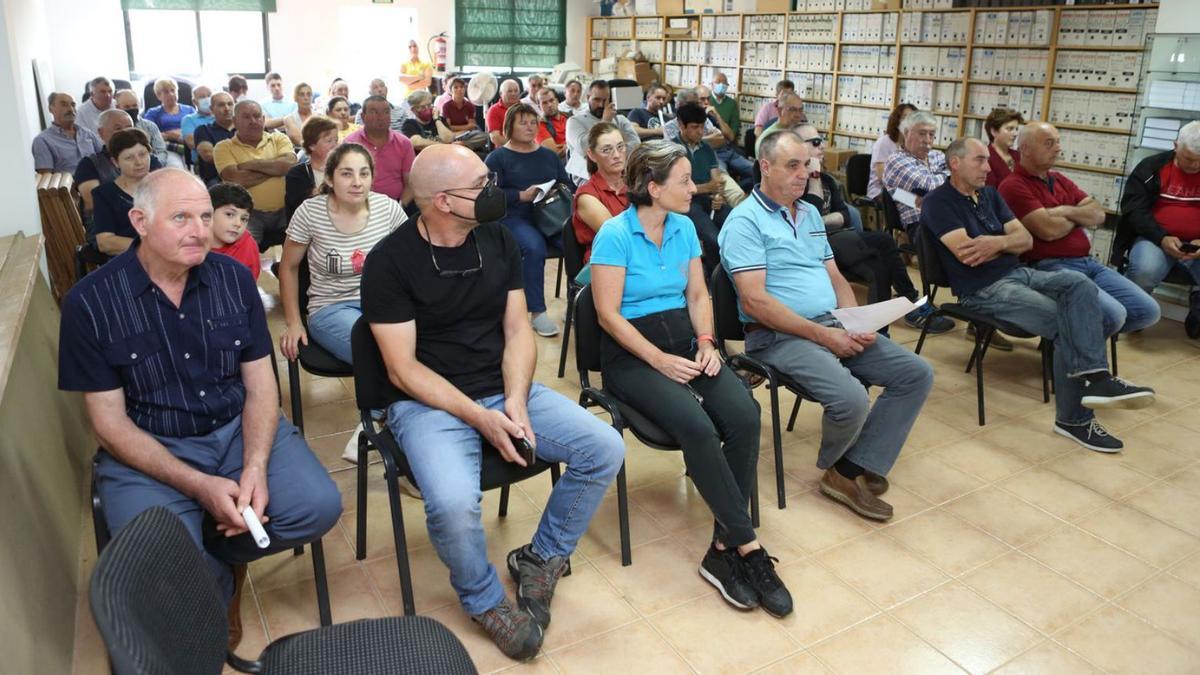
[123,1,272,78]
[455,0,566,73]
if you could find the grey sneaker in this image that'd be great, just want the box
[471,598,544,661]
[531,312,559,337]
[507,544,571,629]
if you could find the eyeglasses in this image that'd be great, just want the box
[420,218,483,278]
[596,143,626,157]
[443,172,497,196]
[802,136,824,148]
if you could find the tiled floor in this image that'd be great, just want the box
[71,263,1200,674]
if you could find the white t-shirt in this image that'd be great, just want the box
[286,192,407,313]
[868,133,899,199]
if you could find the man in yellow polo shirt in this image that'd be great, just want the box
[214,100,296,250]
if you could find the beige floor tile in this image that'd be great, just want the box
[991,640,1103,675]
[1022,527,1157,599]
[883,508,1010,577]
[1168,551,1200,589]
[628,476,726,535]
[972,416,1077,464]
[755,490,874,554]
[817,532,949,609]
[997,468,1113,523]
[574,493,665,561]
[772,559,880,647]
[247,523,360,592]
[296,399,362,437]
[1125,481,1200,537]
[863,484,935,528]
[1121,421,1200,460]
[589,536,712,615]
[924,394,1017,435]
[549,620,692,674]
[929,437,1032,483]
[808,615,964,675]
[305,430,357,470]
[256,564,386,637]
[904,412,973,453]
[1095,441,1195,479]
[649,594,801,673]
[753,650,832,674]
[672,522,807,568]
[1056,605,1199,675]
[1043,451,1158,500]
[892,583,1041,674]
[363,545,462,616]
[1155,406,1200,435]
[1076,502,1200,569]
[421,603,549,675]
[886,453,985,505]
[1166,461,1200,487]
[491,656,561,675]
[944,488,1062,547]
[532,561,640,651]
[1116,573,1200,651]
[962,552,1103,634]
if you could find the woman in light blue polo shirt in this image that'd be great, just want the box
[590,140,793,618]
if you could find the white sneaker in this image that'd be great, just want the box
[531,312,559,337]
[342,428,364,464]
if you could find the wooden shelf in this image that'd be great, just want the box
[832,130,884,140]
[839,40,896,46]
[1050,83,1139,94]
[965,79,1047,87]
[898,75,966,82]
[1056,162,1126,176]
[972,43,1052,49]
[1050,122,1134,136]
[835,101,893,110]
[1053,44,1146,52]
[904,42,968,48]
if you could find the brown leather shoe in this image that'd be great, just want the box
[228,564,247,651]
[863,471,889,496]
[819,469,893,521]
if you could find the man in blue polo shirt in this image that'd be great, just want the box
[719,129,934,523]
[57,169,341,642]
[921,137,1156,453]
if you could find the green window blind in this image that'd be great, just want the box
[455,0,566,71]
[121,0,274,11]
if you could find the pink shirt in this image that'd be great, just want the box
[754,100,780,128]
[343,128,415,201]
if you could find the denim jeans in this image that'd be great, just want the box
[1034,256,1160,334]
[501,217,562,314]
[961,267,1109,426]
[385,383,624,615]
[94,414,343,603]
[746,317,934,476]
[601,308,760,548]
[715,144,755,181]
[845,204,865,233]
[307,300,361,364]
[1125,238,1200,298]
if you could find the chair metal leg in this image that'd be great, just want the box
[786,395,802,433]
[499,485,511,518]
[287,359,304,433]
[293,546,304,556]
[554,258,564,298]
[749,470,760,529]
[976,333,988,427]
[310,538,332,626]
[355,434,369,560]
[383,468,416,615]
[557,289,575,378]
[965,323,989,374]
[616,463,631,566]
[1041,340,1051,404]
[550,463,561,485]
[914,314,934,354]
[768,380,786,510]
[1110,335,1118,377]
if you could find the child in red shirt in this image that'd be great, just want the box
[208,182,260,280]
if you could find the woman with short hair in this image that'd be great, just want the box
[284,82,317,146]
[326,96,360,141]
[92,128,154,256]
[589,140,793,618]
[867,102,916,200]
[985,107,1025,188]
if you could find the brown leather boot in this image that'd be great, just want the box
[819,469,893,521]
[228,564,247,651]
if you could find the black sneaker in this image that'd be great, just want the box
[699,544,758,610]
[506,544,570,630]
[1080,373,1156,410]
[471,598,544,661]
[904,305,955,335]
[740,547,793,618]
[1054,419,1124,454]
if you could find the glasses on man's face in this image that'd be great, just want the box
[802,136,824,148]
[443,172,497,196]
[596,143,626,157]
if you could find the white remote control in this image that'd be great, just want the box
[242,506,270,549]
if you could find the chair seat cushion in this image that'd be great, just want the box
[259,616,477,675]
[297,340,353,377]
[609,392,678,449]
[938,303,1038,339]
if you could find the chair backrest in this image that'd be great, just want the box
[709,264,746,349]
[562,220,585,281]
[845,153,872,199]
[878,188,904,235]
[36,172,87,304]
[744,128,757,158]
[914,224,949,298]
[89,506,228,675]
[573,285,603,379]
[351,316,399,412]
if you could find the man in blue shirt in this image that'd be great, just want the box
[922,137,1157,453]
[58,169,341,636]
[181,84,216,164]
[719,129,934,523]
[32,92,104,173]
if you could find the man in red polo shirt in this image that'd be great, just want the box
[345,95,416,205]
[534,88,568,158]
[999,122,1160,337]
[486,79,521,148]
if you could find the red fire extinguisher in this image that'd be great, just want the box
[429,33,448,72]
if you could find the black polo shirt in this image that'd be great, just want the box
[195,123,236,184]
[920,182,1019,298]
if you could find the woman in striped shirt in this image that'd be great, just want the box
[279,143,407,364]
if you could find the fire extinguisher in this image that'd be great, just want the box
[429,33,448,72]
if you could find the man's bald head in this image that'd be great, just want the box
[134,167,208,219]
[114,89,139,108]
[97,108,133,141]
[1017,121,1061,172]
[410,144,490,222]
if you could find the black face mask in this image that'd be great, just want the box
[121,108,140,123]
[446,179,506,223]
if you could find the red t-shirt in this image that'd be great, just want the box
[441,98,476,127]
[572,172,628,264]
[986,145,1020,189]
[212,230,260,280]
[998,164,1091,261]
[485,101,510,133]
[1151,161,1200,242]
[535,114,567,146]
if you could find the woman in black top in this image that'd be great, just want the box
[92,128,153,256]
[401,90,453,153]
[285,115,340,223]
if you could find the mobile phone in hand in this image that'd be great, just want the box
[514,436,535,466]
[1179,242,1200,254]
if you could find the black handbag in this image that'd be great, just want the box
[533,182,573,239]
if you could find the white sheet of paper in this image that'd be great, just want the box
[831,296,927,335]
[891,187,919,208]
[531,179,557,204]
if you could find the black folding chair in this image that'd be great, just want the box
[348,318,570,614]
[90,506,477,675]
[573,286,757,539]
[844,153,881,225]
[878,188,914,254]
[557,221,586,378]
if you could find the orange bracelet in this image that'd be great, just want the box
[696,334,715,345]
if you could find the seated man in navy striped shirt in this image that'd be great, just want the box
[58,169,341,646]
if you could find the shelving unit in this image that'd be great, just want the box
[586,3,1157,212]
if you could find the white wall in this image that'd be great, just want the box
[1,0,55,237]
[1156,0,1200,34]
[43,0,127,98]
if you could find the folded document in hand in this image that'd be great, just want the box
[831,296,927,335]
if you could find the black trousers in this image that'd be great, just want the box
[601,308,760,547]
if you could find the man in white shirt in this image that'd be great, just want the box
[76,76,115,134]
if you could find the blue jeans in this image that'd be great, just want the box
[94,414,343,602]
[501,217,560,314]
[1125,238,1200,297]
[845,204,865,233]
[307,300,361,364]
[715,144,755,180]
[1034,256,1160,334]
[961,267,1109,426]
[746,319,934,476]
[385,383,624,615]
